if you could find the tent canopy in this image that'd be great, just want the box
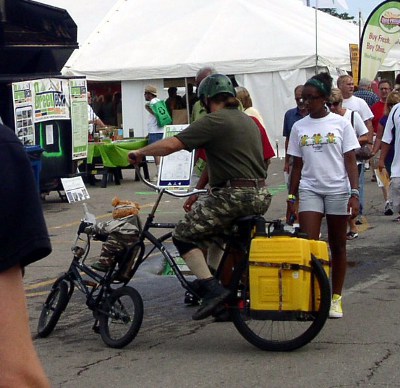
[63,0,371,81]
[61,0,400,152]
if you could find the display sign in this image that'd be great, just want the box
[32,78,70,122]
[70,78,89,159]
[349,44,359,87]
[12,81,35,145]
[61,176,90,203]
[359,1,400,82]
[158,125,194,191]
[12,77,88,159]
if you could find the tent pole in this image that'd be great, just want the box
[184,77,190,124]
[315,1,318,74]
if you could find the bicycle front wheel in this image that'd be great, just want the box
[230,255,330,351]
[98,286,143,348]
[37,280,70,338]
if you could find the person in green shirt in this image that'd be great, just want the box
[128,74,271,321]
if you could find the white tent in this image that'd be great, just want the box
[62,0,400,152]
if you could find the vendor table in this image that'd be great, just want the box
[87,138,148,187]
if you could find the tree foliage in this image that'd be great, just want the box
[317,8,354,21]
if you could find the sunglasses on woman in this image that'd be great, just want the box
[326,101,341,108]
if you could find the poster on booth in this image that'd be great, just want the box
[12,81,35,146]
[12,78,70,145]
[70,78,89,159]
[12,77,88,159]
[32,78,70,122]
[359,1,400,82]
[157,125,194,191]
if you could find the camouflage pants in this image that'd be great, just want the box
[173,187,271,248]
[95,216,140,259]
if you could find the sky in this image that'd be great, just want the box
[305,1,393,20]
[346,0,392,20]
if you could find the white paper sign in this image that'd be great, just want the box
[158,125,194,191]
[61,176,90,203]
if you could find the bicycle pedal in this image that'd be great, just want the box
[184,291,200,306]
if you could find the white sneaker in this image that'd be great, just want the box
[384,201,394,216]
[329,294,343,318]
[150,174,158,183]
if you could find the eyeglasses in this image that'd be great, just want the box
[300,95,322,103]
[326,101,341,108]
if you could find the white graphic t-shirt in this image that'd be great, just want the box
[287,112,360,194]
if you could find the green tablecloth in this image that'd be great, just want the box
[87,138,148,167]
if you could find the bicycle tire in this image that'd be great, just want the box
[230,255,330,351]
[98,286,143,348]
[37,280,70,338]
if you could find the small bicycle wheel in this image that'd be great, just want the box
[37,280,70,338]
[98,286,143,348]
[230,255,330,351]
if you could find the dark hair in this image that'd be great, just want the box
[210,93,240,108]
[396,74,400,85]
[305,72,333,97]
[379,78,392,88]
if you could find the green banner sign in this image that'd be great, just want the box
[359,1,400,81]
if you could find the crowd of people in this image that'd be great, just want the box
[83,71,400,320]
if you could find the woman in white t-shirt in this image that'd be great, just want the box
[287,73,360,319]
[327,88,368,240]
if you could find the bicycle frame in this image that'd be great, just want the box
[124,169,208,294]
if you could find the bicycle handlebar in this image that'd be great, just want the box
[134,166,208,198]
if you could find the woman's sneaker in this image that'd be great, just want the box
[384,201,394,216]
[329,294,343,318]
[346,231,358,240]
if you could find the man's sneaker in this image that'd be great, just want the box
[192,278,231,321]
[384,201,394,216]
[329,294,343,318]
[346,231,358,240]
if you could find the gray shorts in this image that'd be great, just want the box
[390,177,400,213]
[299,189,349,215]
[173,187,272,247]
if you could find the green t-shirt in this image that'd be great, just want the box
[176,108,265,187]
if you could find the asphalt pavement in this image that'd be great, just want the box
[25,157,400,387]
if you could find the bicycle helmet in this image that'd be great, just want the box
[197,74,236,105]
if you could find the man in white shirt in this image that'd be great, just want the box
[337,75,374,144]
[337,75,374,222]
[87,92,105,140]
[144,85,164,181]
[379,102,400,217]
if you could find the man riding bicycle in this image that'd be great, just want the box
[128,74,271,320]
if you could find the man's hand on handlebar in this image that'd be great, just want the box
[183,194,199,212]
[128,151,144,165]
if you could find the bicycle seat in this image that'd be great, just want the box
[230,215,265,241]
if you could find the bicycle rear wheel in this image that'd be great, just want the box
[230,255,330,351]
[37,280,70,338]
[98,286,143,348]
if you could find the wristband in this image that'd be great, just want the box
[350,188,359,198]
[287,194,296,203]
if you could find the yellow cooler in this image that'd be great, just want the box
[308,239,330,310]
[249,236,312,313]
